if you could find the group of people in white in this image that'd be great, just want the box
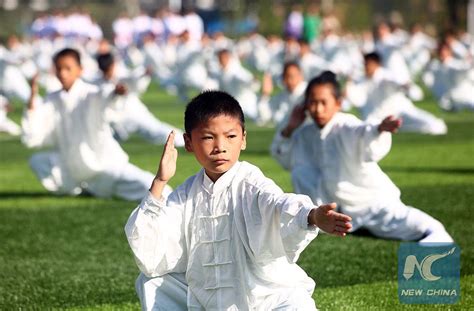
[0,8,469,309]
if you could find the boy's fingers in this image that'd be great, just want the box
[335,221,352,228]
[320,202,337,211]
[164,131,175,150]
[334,226,350,232]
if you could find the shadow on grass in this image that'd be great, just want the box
[0,191,56,199]
[384,166,474,175]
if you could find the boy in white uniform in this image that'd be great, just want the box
[271,71,453,243]
[22,48,170,200]
[423,41,474,112]
[258,62,308,126]
[96,52,185,146]
[125,90,352,310]
[346,52,447,135]
[0,94,21,136]
[217,49,259,121]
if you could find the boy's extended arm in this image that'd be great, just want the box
[22,76,55,148]
[150,131,178,199]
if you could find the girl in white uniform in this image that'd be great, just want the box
[271,71,453,243]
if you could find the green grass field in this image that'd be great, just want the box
[0,84,473,310]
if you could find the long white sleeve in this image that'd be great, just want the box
[340,121,392,163]
[237,165,319,264]
[21,100,56,148]
[125,191,187,278]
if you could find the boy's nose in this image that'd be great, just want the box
[213,140,226,153]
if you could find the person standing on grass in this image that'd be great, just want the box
[22,48,171,201]
[125,90,352,310]
[271,71,453,243]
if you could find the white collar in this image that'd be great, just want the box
[201,161,242,195]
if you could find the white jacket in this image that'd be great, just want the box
[125,161,319,310]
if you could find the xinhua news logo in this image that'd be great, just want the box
[398,243,460,304]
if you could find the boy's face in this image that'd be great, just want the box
[184,115,246,182]
[218,52,231,69]
[55,55,82,91]
[283,65,303,93]
[306,84,341,128]
[364,59,379,78]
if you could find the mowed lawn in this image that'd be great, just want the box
[0,83,473,310]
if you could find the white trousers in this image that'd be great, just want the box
[291,171,453,243]
[29,151,171,201]
[135,273,318,311]
[397,107,447,135]
[113,97,185,147]
[341,201,453,242]
[0,115,21,136]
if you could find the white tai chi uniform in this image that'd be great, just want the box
[96,75,185,147]
[346,68,447,135]
[218,59,259,121]
[271,112,453,243]
[22,79,170,201]
[258,81,307,126]
[125,161,319,310]
[0,59,32,103]
[375,35,424,101]
[0,94,21,136]
[423,57,474,112]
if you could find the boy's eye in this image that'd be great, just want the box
[228,135,237,139]
[202,136,213,140]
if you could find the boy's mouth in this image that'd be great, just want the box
[213,159,229,165]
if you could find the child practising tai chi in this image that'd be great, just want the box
[125,90,352,310]
[272,71,453,243]
[22,48,170,201]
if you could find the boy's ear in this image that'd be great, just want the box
[184,133,193,152]
[241,130,247,150]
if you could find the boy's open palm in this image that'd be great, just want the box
[156,131,178,182]
[310,203,352,237]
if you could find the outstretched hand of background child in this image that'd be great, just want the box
[378,115,402,133]
[281,103,306,137]
[308,203,352,236]
[27,74,39,110]
[150,131,178,198]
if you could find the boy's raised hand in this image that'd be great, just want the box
[261,73,274,96]
[309,203,352,237]
[150,131,178,198]
[378,115,402,133]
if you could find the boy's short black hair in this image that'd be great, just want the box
[96,52,115,73]
[184,90,245,134]
[53,48,81,66]
[305,70,341,100]
[363,52,381,64]
[282,61,301,76]
[217,49,231,57]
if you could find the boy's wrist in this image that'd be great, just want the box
[308,208,318,227]
[149,178,169,198]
